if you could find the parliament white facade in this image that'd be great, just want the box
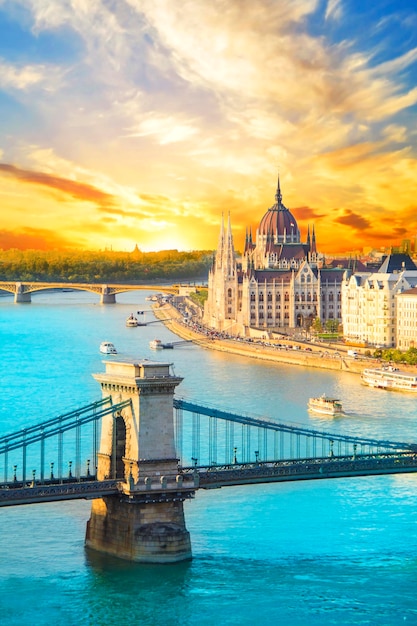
[203,178,345,336]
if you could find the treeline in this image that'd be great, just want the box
[0,248,214,282]
[369,347,417,366]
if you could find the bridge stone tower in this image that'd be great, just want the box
[85,359,195,563]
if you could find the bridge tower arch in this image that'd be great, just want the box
[85,359,194,563]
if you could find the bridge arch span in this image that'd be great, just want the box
[0,281,178,303]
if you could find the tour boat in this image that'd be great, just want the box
[99,341,117,355]
[361,367,417,393]
[126,314,138,327]
[149,339,163,350]
[308,394,343,416]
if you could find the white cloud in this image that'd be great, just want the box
[126,114,200,144]
[0,61,47,90]
[325,0,343,21]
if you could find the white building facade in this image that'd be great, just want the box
[396,287,417,350]
[341,255,417,348]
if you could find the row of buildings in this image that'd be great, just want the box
[203,176,417,350]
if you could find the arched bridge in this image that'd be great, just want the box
[0,281,178,303]
[1,396,417,507]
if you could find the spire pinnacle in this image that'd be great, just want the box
[275,173,282,206]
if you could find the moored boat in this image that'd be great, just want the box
[361,366,417,392]
[308,394,343,416]
[126,314,138,327]
[99,341,117,354]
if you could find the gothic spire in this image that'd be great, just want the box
[275,173,282,207]
[311,225,317,254]
[222,211,237,278]
[215,212,225,269]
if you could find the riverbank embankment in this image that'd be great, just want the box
[152,304,374,374]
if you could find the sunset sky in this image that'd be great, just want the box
[0,0,416,254]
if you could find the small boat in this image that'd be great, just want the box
[361,367,417,393]
[100,341,117,354]
[126,314,138,327]
[308,394,343,416]
[149,339,163,350]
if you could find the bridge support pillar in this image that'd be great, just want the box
[14,283,31,303]
[86,359,192,563]
[100,286,116,304]
[86,495,191,563]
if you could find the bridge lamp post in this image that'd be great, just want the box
[13,465,17,482]
[31,469,36,487]
[86,459,91,477]
[191,457,198,467]
[255,450,259,464]
[50,462,54,480]
[329,440,334,457]
[68,460,73,478]
[233,447,238,464]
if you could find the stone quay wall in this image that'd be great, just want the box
[153,303,371,375]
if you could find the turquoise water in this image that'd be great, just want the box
[1,290,417,625]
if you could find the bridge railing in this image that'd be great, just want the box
[174,398,417,469]
[0,398,132,485]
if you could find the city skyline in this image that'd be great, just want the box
[0,1,416,254]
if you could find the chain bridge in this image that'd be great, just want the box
[2,396,417,507]
[1,358,417,562]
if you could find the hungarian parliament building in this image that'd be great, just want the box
[203,176,417,348]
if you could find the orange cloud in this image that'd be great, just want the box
[0,163,116,208]
[0,227,84,251]
[335,210,372,231]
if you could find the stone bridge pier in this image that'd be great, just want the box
[15,283,31,303]
[85,359,195,563]
[100,286,116,304]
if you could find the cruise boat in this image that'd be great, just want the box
[126,314,138,327]
[361,366,417,393]
[99,341,117,354]
[308,394,343,416]
[149,339,163,350]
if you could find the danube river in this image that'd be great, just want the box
[1,290,417,626]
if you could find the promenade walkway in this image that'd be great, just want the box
[152,302,370,374]
[153,301,417,376]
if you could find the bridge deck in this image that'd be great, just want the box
[185,452,417,488]
[2,451,417,506]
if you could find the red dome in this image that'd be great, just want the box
[258,180,300,243]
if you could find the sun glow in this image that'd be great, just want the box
[0,2,416,256]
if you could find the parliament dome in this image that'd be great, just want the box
[258,178,300,244]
